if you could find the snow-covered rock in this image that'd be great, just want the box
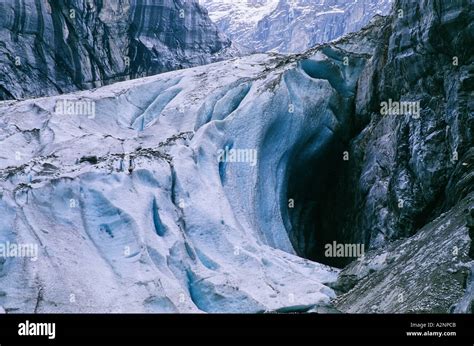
[202,0,393,53]
[1,0,471,314]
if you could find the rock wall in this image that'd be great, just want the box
[0,44,366,312]
[334,192,473,313]
[0,0,233,100]
[312,0,474,264]
[323,0,474,313]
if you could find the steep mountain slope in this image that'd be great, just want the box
[200,0,279,53]
[202,0,393,53]
[0,0,234,101]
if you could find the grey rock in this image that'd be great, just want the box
[312,0,474,314]
[335,193,474,313]
[0,0,234,100]
[309,0,474,267]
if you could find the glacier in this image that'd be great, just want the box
[1,0,473,314]
[0,33,369,312]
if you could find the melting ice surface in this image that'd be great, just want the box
[0,43,368,312]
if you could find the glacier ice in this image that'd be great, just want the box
[0,41,369,312]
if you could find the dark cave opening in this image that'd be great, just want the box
[281,50,371,269]
[285,130,361,269]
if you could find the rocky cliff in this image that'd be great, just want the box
[0,0,234,101]
[324,0,473,312]
[311,0,473,263]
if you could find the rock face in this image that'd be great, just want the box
[334,193,473,313]
[321,0,474,312]
[202,0,393,53]
[0,0,234,101]
[310,0,474,266]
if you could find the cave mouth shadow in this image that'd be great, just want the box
[285,136,359,269]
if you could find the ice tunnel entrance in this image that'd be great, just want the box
[283,118,358,269]
[282,109,359,268]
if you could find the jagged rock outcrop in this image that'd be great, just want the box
[0,0,234,101]
[200,0,279,53]
[312,0,473,263]
[202,0,393,54]
[320,0,474,312]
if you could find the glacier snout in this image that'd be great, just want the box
[0,45,368,312]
